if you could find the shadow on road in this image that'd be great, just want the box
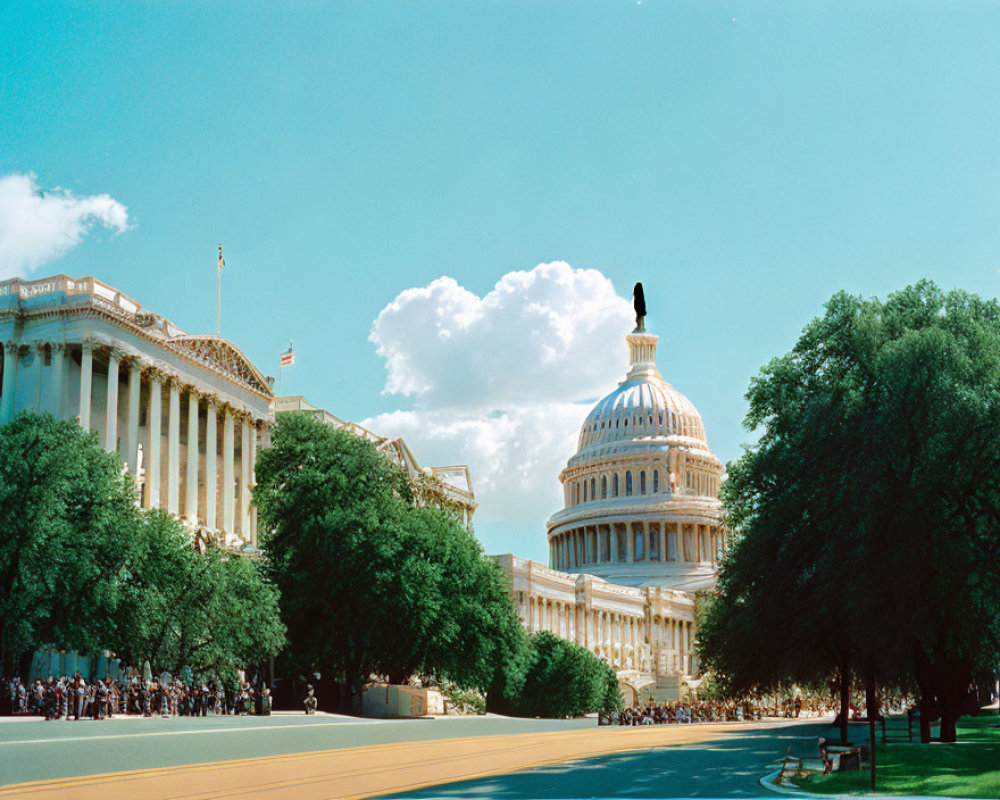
[379,721,831,799]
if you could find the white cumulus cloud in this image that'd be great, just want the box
[0,172,130,279]
[365,262,634,557]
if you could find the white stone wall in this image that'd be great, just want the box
[0,275,273,551]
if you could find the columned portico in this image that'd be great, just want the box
[0,275,275,552]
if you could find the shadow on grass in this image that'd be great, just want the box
[378,721,831,799]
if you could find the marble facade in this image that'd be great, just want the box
[0,274,273,551]
[499,324,726,703]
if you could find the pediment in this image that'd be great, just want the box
[168,335,273,397]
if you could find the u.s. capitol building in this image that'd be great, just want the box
[496,321,726,704]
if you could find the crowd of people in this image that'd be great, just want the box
[4,675,273,719]
[599,697,833,726]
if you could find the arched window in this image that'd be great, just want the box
[613,474,619,497]
[640,471,646,494]
[653,469,659,493]
[601,476,608,499]
[625,471,633,496]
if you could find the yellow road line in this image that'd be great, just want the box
[0,720,794,800]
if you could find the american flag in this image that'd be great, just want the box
[280,340,295,367]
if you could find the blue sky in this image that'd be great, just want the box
[3,1,1000,560]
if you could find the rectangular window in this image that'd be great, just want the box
[667,531,678,561]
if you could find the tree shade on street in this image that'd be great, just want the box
[699,282,1000,743]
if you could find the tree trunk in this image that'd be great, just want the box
[935,650,970,744]
[839,660,851,744]
[17,650,32,684]
[865,671,880,722]
[914,646,935,744]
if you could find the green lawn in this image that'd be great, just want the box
[795,712,1000,798]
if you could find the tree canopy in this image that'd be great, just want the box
[110,511,284,682]
[699,282,1000,742]
[0,412,284,682]
[254,412,525,709]
[499,631,622,718]
[0,413,135,675]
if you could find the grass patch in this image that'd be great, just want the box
[795,712,1000,797]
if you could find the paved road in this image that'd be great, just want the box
[0,714,839,799]
[379,720,837,798]
[0,713,593,787]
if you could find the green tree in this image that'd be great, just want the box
[255,412,531,710]
[0,412,137,677]
[400,506,526,693]
[255,412,413,708]
[507,632,622,718]
[110,511,284,680]
[701,283,1000,743]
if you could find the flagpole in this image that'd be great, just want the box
[217,244,223,336]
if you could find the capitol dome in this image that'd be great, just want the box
[546,328,726,592]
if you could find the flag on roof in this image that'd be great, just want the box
[280,340,295,367]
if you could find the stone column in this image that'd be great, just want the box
[248,423,258,546]
[0,342,16,424]
[205,400,218,531]
[223,408,235,536]
[186,390,199,523]
[167,380,181,515]
[124,361,141,473]
[31,342,44,411]
[240,417,252,541]
[104,349,120,452]
[51,344,67,419]
[79,341,93,430]
[146,373,162,509]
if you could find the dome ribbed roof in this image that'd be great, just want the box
[579,375,707,450]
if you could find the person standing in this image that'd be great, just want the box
[73,676,86,721]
